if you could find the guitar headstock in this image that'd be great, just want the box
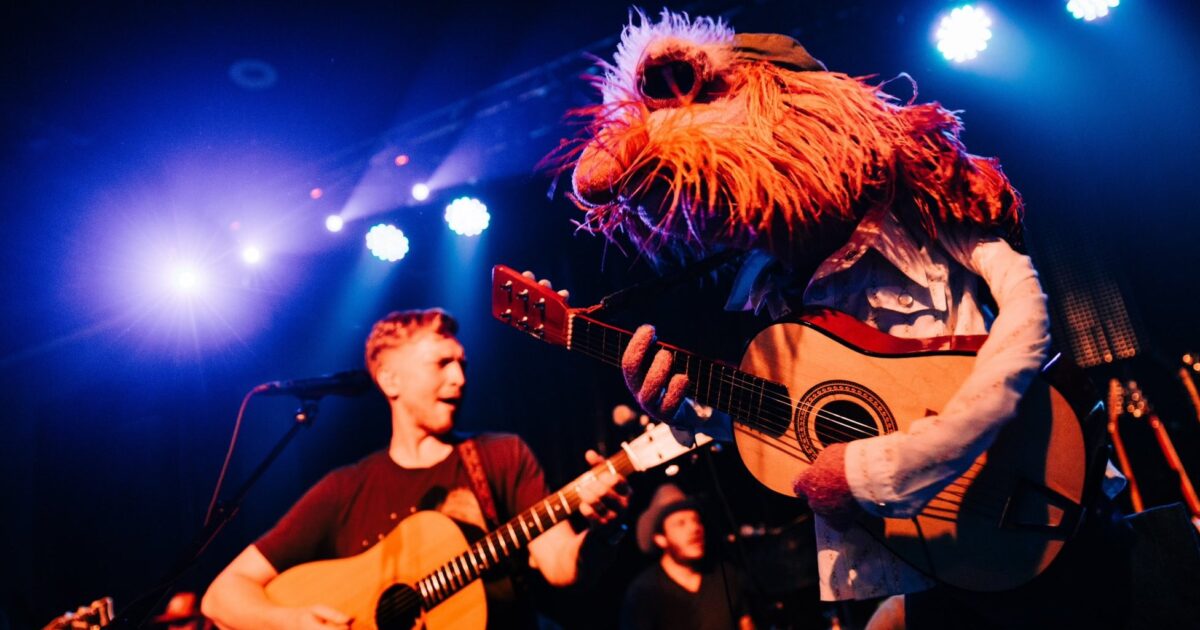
[621,421,714,473]
[491,265,574,348]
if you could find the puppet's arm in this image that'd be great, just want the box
[796,231,1050,522]
[842,233,1050,518]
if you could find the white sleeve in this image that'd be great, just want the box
[842,231,1051,518]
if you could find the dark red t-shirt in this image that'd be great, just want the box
[256,433,550,627]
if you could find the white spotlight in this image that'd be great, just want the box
[241,245,263,265]
[1067,0,1119,21]
[365,224,410,262]
[170,266,205,294]
[936,5,993,63]
[444,197,491,236]
[411,183,431,202]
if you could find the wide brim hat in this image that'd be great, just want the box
[635,483,701,554]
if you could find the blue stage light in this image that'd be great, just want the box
[1067,0,1119,21]
[365,224,409,262]
[325,214,345,233]
[444,197,491,236]
[936,5,993,63]
[412,183,431,202]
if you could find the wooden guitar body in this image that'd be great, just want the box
[261,420,706,628]
[266,511,485,630]
[735,311,1088,591]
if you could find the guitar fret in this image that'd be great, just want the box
[543,498,558,524]
[468,548,481,573]
[531,506,544,531]
[434,570,447,596]
[756,375,764,418]
[497,532,509,554]
[456,556,471,582]
[518,515,531,540]
[417,579,428,603]
[556,491,570,514]
[507,522,520,546]
[449,560,462,587]
[486,536,499,562]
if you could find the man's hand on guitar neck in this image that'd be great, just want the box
[577,449,632,526]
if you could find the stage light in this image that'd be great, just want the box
[170,266,205,294]
[1067,0,1118,21]
[936,5,992,63]
[365,224,409,262]
[310,188,324,200]
[325,215,345,233]
[444,197,491,236]
[411,183,431,202]
[241,245,263,265]
[394,154,410,167]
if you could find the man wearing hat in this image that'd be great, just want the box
[620,483,753,630]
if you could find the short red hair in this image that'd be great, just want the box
[364,309,459,378]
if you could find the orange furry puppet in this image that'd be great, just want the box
[556,9,1042,576]
[559,10,1022,266]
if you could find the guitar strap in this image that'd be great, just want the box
[458,438,500,529]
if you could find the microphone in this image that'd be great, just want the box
[257,370,376,398]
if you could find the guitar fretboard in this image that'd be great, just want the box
[567,316,792,436]
[415,448,638,609]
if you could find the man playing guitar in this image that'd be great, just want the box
[201,308,631,629]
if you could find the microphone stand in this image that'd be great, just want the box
[109,396,322,629]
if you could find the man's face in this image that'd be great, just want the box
[376,331,466,435]
[655,508,706,564]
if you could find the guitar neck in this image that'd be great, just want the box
[567,314,790,429]
[415,448,638,609]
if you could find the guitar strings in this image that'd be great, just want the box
[572,334,884,441]
[570,330,1054,522]
[575,327,887,438]
[572,333,1026,514]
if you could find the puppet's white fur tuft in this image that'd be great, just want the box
[600,8,735,104]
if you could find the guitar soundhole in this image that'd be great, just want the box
[794,380,896,461]
[376,583,423,630]
[814,399,877,446]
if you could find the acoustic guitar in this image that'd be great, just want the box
[491,265,1094,591]
[265,421,710,629]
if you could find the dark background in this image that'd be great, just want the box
[3,1,1199,627]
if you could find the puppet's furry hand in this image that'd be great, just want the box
[621,325,690,421]
[793,442,859,531]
